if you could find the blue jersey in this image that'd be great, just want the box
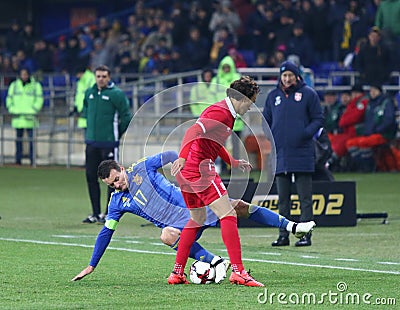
[107,151,219,229]
[89,151,218,267]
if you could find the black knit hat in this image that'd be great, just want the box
[280,61,300,78]
[370,82,382,92]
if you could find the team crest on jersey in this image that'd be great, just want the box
[294,92,302,101]
[133,173,143,185]
[102,95,109,100]
[356,102,364,110]
[274,96,281,106]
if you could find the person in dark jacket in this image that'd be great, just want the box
[354,26,391,85]
[263,61,324,247]
[81,65,132,224]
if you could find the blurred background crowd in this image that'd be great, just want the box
[0,0,399,84]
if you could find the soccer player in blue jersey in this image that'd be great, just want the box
[71,151,315,282]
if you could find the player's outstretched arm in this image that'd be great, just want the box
[70,225,115,281]
[71,266,95,281]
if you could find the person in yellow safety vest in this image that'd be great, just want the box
[210,55,244,171]
[189,68,215,117]
[6,68,43,165]
[74,67,96,129]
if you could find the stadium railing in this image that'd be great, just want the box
[1,69,399,167]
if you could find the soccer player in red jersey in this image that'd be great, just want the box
[168,76,264,286]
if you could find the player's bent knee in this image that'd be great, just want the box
[233,200,250,218]
[160,227,181,246]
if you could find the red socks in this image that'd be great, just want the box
[220,216,244,273]
[173,219,200,275]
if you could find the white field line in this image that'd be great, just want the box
[1,237,399,275]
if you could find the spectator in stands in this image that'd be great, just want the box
[228,46,247,68]
[90,38,108,71]
[138,44,157,74]
[73,66,95,130]
[141,20,173,53]
[6,68,44,165]
[346,83,397,172]
[209,0,241,46]
[154,48,173,74]
[15,50,35,74]
[77,35,93,71]
[287,54,314,87]
[209,25,235,65]
[65,36,80,74]
[182,26,211,71]
[81,65,131,224]
[116,33,136,58]
[115,52,139,75]
[321,90,345,135]
[263,61,324,247]
[332,8,369,65]
[189,3,212,40]
[20,22,37,57]
[0,56,17,84]
[5,19,23,55]
[97,17,111,33]
[297,0,313,37]
[53,36,68,73]
[169,1,190,48]
[169,46,187,73]
[307,0,334,63]
[267,48,286,69]
[285,22,314,68]
[189,68,215,117]
[32,39,54,73]
[273,10,295,52]
[328,84,369,171]
[246,1,278,56]
[254,52,267,68]
[354,26,392,85]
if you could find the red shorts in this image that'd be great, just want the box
[176,159,227,208]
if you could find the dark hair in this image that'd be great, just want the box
[95,65,111,76]
[97,160,121,179]
[227,75,260,100]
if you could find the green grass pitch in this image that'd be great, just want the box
[0,166,399,309]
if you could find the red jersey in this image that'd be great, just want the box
[179,98,238,169]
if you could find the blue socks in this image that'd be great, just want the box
[248,204,289,229]
[171,238,215,263]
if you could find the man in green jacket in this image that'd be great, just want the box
[6,68,44,165]
[74,66,95,129]
[82,65,132,224]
